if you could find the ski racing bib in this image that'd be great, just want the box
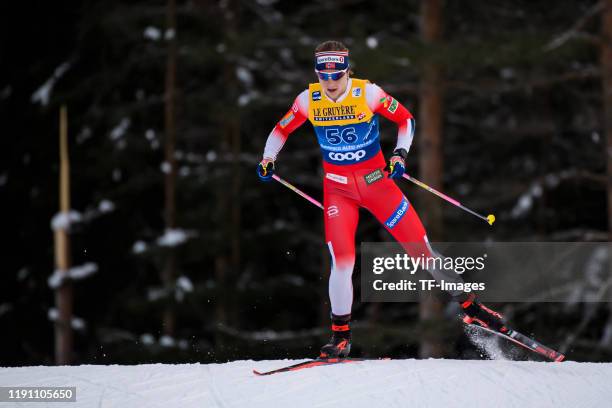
[308,79,380,165]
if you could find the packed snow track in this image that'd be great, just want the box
[1,359,611,407]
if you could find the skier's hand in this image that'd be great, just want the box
[386,148,407,179]
[257,158,275,182]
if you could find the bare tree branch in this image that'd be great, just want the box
[545,1,604,51]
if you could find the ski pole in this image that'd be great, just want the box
[401,173,496,226]
[272,174,324,210]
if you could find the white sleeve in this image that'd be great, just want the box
[365,82,385,112]
[262,89,309,160]
[365,82,415,153]
[295,89,309,116]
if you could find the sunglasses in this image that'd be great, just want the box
[315,69,348,81]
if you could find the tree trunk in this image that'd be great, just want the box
[215,0,240,345]
[418,0,446,358]
[231,119,241,297]
[162,0,177,337]
[603,0,612,237]
[602,0,612,347]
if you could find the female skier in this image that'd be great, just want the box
[257,40,504,358]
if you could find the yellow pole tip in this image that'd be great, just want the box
[487,214,496,226]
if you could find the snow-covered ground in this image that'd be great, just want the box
[1,359,611,408]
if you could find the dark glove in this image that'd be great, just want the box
[386,148,408,179]
[256,158,275,182]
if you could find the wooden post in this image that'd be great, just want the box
[54,105,73,365]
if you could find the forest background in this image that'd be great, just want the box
[1,0,611,365]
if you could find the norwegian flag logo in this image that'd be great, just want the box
[325,62,336,69]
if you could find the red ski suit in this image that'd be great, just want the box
[263,78,437,315]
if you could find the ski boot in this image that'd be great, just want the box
[319,313,352,358]
[458,293,508,333]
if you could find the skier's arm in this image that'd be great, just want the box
[262,90,309,161]
[365,83,415,154]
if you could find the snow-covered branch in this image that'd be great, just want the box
[139,333,190,350]
[50,201,116,232]
[156,228,197,247]
[50,210,82,232]
[31,61,71,106]
[48,263,98,289]
[48,308,86,330]
[510,170,583,219]
[146,276,194,302]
